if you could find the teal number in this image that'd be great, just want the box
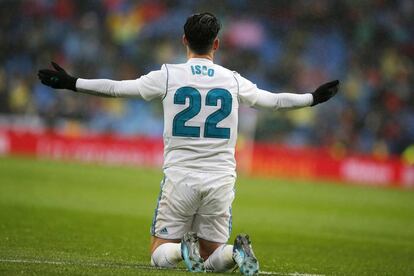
[172,87,201,137]
[172,87,232,139]
[204,89,232,139]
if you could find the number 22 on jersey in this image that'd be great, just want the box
[172,87,232,139]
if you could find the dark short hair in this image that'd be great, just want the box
[184,13,221,55]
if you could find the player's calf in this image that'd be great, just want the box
[204,244,236,272]
[150,242,182,268]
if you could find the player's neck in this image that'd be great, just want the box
[187,51,214,62]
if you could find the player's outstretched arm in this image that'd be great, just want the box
[236,72,339,110]
[243,80,339,110]
[38,62,141,98]
[38,62,166,99]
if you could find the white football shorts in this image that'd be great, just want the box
[150,167,235,243]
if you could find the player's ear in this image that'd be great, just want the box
[212,38,219,51]
[182,35,188,46]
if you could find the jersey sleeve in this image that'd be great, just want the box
[135,64,168,100]
[234,73,313,110]
[75,65,167,101]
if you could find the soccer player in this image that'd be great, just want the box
[38,12,339,275]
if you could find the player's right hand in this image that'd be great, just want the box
[311,80,339,106]
[38,62,77,91]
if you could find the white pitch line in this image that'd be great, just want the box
[0,258,324,276]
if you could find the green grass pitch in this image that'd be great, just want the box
[1,155,414,275]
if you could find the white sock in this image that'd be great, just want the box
[205,244,235,272]
[150,243,182,268]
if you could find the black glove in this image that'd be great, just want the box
[311,80,339,106]
[38,62,77,91]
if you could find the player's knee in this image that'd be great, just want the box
[150,236,180,254]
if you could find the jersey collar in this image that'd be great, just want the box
[187,58,214,64]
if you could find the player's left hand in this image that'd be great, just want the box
[311,80,339,106]
[38,62,77,91]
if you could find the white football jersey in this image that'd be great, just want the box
[162,58,240,174]
[77,57,313,175]
[134,57,268,175]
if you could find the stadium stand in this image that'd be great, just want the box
[0,0,413,159]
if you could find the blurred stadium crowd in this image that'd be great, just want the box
[0,0,413,157]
